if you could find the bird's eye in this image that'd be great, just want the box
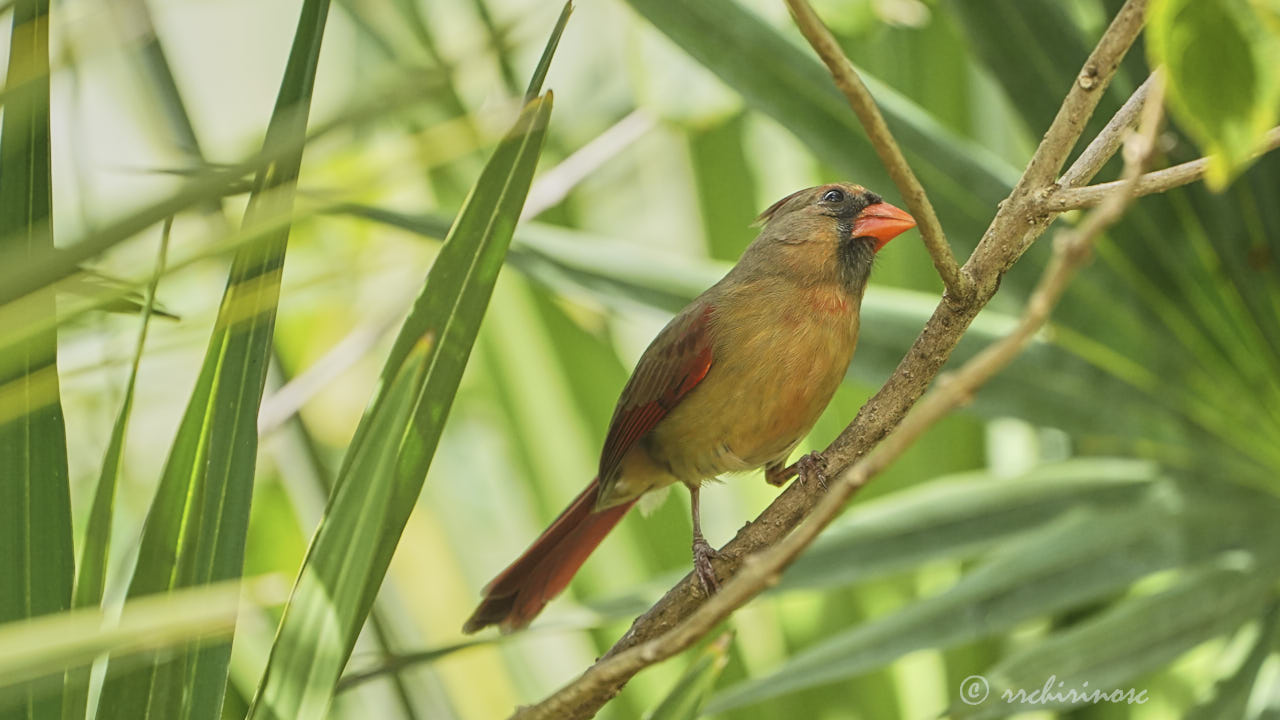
[822,189,844,203]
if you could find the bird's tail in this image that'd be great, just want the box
[463,477,636,634]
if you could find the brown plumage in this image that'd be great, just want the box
[464,183,916,633]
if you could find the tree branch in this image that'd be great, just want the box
[961,0,1148,290]
[509,2,1152,718]
[784,0,967,300]
[513,87,1165,720]
[1013,0,1148,193]
[1040,125,1280,212]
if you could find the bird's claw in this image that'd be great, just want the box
[795,452,828,490]
[693,537,720,595]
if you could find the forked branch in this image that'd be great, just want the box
[1042,126,1280,212]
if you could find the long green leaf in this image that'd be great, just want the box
[775,459,1159,592]
[960,560,1277,718]
[623,0,1018,249]
[0,71,435,310]
[248,335,436,719]
[246,8,565,717]
[93,3,332,719]
[952,0,1097,138]
[707,476,1280,714]
[62,222,171,720]
[1187,603,1280,720]
[0,2,73,720]
[0,578,284,714]
[644,632,733,720]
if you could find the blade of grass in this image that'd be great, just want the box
[247,8,566,715]
[961,559,1277,718]
[775,459,1160,592]
[248,334,440,719]
[1187,603,1280,720]
[0,3,74,720]
[643,631,733,720]
[0,73,434,309]
[118,2,431,711]
[0,578,285,713]
[60,220,171,720]
[709,480,1280,715]
[93,3,332,719]
[264,349,434,720]
[249,90,554,720]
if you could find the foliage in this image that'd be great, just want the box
[0,0,1277,719]
[1148,0,1280,187]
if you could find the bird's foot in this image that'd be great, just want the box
[794,451,829,490]
[692,537,720,595]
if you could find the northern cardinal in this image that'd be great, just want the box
[464,183,915,633]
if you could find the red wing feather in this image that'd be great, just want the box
[597,303,715,492]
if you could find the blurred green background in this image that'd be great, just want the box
[5,0,1280,718]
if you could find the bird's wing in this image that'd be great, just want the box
[597,303,715,499]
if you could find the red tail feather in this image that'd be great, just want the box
[463,478,636,633]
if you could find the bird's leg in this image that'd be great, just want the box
[765,452,829,490]
[764,459,789,486]
[689,484,719,595]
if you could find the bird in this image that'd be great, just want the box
[463,183,916,634]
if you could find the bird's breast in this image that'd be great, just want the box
[644,285,859,482]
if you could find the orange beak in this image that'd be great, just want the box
[852,201,917,252]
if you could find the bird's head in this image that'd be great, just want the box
[743,183,917,290]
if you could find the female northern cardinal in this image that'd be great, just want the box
[464,183,915,633]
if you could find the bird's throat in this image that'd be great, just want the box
[836,234,876,295]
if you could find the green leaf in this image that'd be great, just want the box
[623,0,1019,249]
[644,631,733,720]
[776,459,1160,592]
[247,330,436,719]
[707,475,1280,715]
[1187,603,1280,720]
[93,2,332,719]
[246,11,562,713]
[0,2,74,719]
[0,578,284,714]
[333,205,725,313]
[688,114,761,262]
[524,1,572,101]
[1148,0,1280,188]
[61,222,172,720]
[962,559,1278,718]
[951,0,1136,150]
[0,71,434,311]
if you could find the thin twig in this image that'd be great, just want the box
[1059,73,1154,188]
[784,0,966,300]
[1041,125,1280,212]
